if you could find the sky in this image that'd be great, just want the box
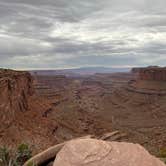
[0,0,166,69]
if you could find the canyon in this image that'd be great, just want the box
[0,68,166,165]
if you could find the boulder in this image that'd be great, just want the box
[53,139,165,166]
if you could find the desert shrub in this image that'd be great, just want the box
[15,143,32,165]
[158,148,166,158]
[0,143,32,166]
[26,161,36,166]
[0,146,11,166]
[158,148,166,164]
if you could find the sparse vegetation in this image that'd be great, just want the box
[0,147,11,166]
[158,148,166,158]
[0,144,32,166]
[158,148,166,164]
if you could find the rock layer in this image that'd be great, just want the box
[132,66,166,81]
[53,139,165,166]
[0,69,33,132]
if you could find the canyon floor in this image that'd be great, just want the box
[33,72,166,155]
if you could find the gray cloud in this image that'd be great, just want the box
[0,0,166,69]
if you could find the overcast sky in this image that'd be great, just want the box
[0,0,166,69]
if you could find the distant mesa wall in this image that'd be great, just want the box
[132,66,166,81]
[131,66,159,74]
[131,68,142,74]
[139,68,166,81]
[0,69,33,132]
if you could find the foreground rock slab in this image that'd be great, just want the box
[53,139,165,166]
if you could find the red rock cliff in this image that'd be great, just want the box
[139,67,166,81]
[132,67,166,81]
[0,69,33,132]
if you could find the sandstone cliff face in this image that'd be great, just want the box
[0,69,33,132]
[139,68,166,81]
[0,70,58,152]
[132,67,166,81]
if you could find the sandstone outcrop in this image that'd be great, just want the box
[0,69,33,132]
[23,135,93,166]
[132,66,166,81]
[53,139,165,166]
[131,66,159,73]
[128,67,166,95]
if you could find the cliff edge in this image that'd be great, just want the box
[0,69,33,134]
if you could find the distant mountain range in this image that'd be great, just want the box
[30,67,131,76]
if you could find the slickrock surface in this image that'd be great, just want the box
[53,139,165,166]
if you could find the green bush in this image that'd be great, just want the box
[16,144,32,165]
[159,148,166,158]
[0,143,33,166]
[0,146,11,166]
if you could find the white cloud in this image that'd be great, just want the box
[0,0,166,69]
